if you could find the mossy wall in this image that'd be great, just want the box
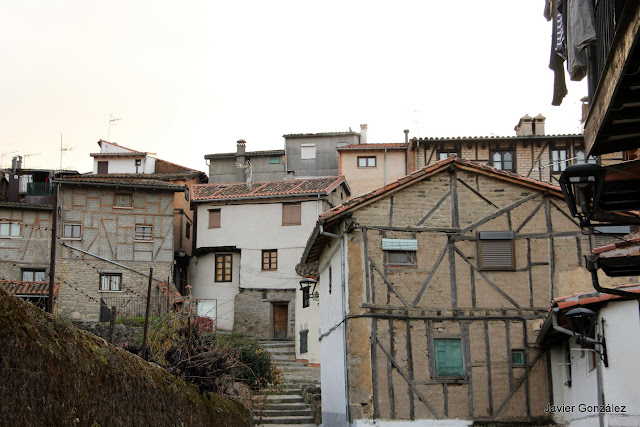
[0,289,250,426]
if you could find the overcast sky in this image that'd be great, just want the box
[1,1,587,173]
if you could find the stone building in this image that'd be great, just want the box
[53,175,184,321]
[189,176,349,360]
[299,157,620,426]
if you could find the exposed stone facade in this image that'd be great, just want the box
[233,288,295,339]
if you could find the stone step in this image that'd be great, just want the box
[264,402,310,411]
[261,409,313,417]
[264,387,301,395]
[265,394,304,404]
[271,354,296,360]
[253,416,315,425]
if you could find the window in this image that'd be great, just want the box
[357,156,376,167]
[386,250,417,268]
[434,339,464,377]
[438,150,458,160]
[491,151,514,171]
[22,269,46,282]
[512,350,525,366]
[302,285,310,308]
[300,329,309,354]
[0,222,21,238]
[262,249,277,270]
[62,222,81,239]
[135,225,152,241]
[97,161,108,174]
[114,193,133,208]
[186,223,191,239]
[99,273,121,291]
[215,254,232,282]
[575,149,597,165]
[551,148,568,172]
[19,175,33,194]
[300,144,316,160]
[135,159,142,166]
[477,231,515,270]
[282,202,301,226]
[269,156,281,164]
[208,209,221,229]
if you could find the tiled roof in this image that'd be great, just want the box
[0,280,59,297]
[84,172,203,181]
[97,140,145,153]
[593,236,640,257]
[301,158,565,265]
[90,152,147,157]
[552,284,640,310]
[283,131,359,137]
[337,143,407,150]
[55,175,185,190]
[0,201,53,210]
[205,149,284,158]
[192,176,346,202]
[415,134,583,142]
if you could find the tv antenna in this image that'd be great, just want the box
[1,151,18,168]
[59,133,74,170]
[107,114,121,141]
[413,108,420,137]
[22,153,42,169]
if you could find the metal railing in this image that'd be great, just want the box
[99,293,172,322]
[588,0,626,98]
[26,182,55,196]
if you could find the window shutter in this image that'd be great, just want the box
[478,231,515,270]
[300,330,308,354]
[382,239,418,251]
[282,203,301,225]
[434,339,464,377]
[209,210,221,228]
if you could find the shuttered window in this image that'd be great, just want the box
[300,144,316,159]
[478,231,515,270]
[135,225,152,241]
[282,202,301,226]
[114,193,133,208]
[97,161,108,174]
[434,339,464,377]
[215,254,232,282]
[593,225,630,247]
[209,209,221,228]
[299,329,309,354]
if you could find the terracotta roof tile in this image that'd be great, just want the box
[192,176,345,202]
[593,236,640,256]
[337,143,407,150]
[205,149,284,158]
[553,284,640,309]
[55,175,184,190]
[0,280,60,297]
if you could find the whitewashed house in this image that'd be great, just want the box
[190,176,349,362]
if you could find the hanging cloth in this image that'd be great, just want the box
[566,0,597,81]
[549,0,568,105]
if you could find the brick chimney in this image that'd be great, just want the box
[514,115,533,136]
[360,124,368,145]
[533,114,546,136]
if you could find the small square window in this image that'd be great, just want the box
[135,159,142,166]
[262,249,277,270]
[357,156,376,167]
[438,150,458,161]
[215,254,232,282]
[386,250,417,268]
[209,209,221,228]
[114,193,133,208]
[269,156,281,164]
[477,231,515,270]
[301,144,316,160]
[0,222,21,238]
[62,222,82,239]
[491,150,514,172]
[434,338,464,377]
[100,273,122,292]
[282,202,301,226]
[512,350,524,366]
[135,225,152,241]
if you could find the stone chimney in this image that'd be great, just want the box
[285,170,296,181]
[533,114,546,136]
[235,140,246,183]
[11,156,22,173]
[514,114,534,136]
[360,124,368,145]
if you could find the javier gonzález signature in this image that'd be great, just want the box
[545,403,627,414]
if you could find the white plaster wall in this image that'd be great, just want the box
[320,238,349,426]
[295,280,321,363]
[188,252,240,331]
[93,157,150,174]
[548,300,640,427]
[600,300,640,427]
[102,143,131,153]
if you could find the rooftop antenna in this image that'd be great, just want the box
[107,114,121,141]
[59,133,74,170]
[22,153,42,169]
[1,151,18,168]
[413,108,420,137]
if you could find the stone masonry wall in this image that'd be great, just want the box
[233,288,295,339]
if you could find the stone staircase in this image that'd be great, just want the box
[254,340,320,426]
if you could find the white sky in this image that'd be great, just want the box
[1,1,587,173]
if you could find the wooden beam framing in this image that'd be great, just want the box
[484,320,494,415]
[457,178,499,209]
[461,323,473,417]
[515,198,545,233]
[527,239,534,308]
[460,193,542,235]
[406,320,415,420]
[370,260,409,307]
[363,229,371,303]
[389,196,394,227]
[449,243,458,309]
[545,197,555,301]
[416,190,451,226]
[412,244,448,306]
[371,318,380,418]
[492,349,545,417]
[387,318,396,418]
[450,168,459,229]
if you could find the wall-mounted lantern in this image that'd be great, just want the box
[559,163,606,228]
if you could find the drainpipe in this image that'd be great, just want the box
[319,224,350,423]
[585,255,640,300]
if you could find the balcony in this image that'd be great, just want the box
[585,2,640,156]
[25,182,55,205]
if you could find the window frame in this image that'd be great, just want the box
[551,147,568,173]
[215,253,233,283]
[99,273,122,292]
[511,349,525,367]
[357,156,377,168]
[269,155,282,164]
[21,268,46,282]
[113,192,133,209]
[262,249,278,271]
[97,161,109,174]
[208,209,221,229]
[62,222,82,240]
[490,150,515,172]
[437,150,459,161]
[433,338,465,378]
[477,231,515,271]
[0,221,22,238]
[282,202,301,226]
[300,144,316,160]
[385,250,417,269]
[134,224,153,242]
[299,329,309,354]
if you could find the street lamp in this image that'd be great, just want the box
[564,307,608,367]
[559,163,607,228]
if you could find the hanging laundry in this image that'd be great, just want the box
[549,0,568,105]
[566,0,597,81]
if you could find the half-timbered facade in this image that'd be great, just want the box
[53,176,184,321]
[300,157,609,426]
